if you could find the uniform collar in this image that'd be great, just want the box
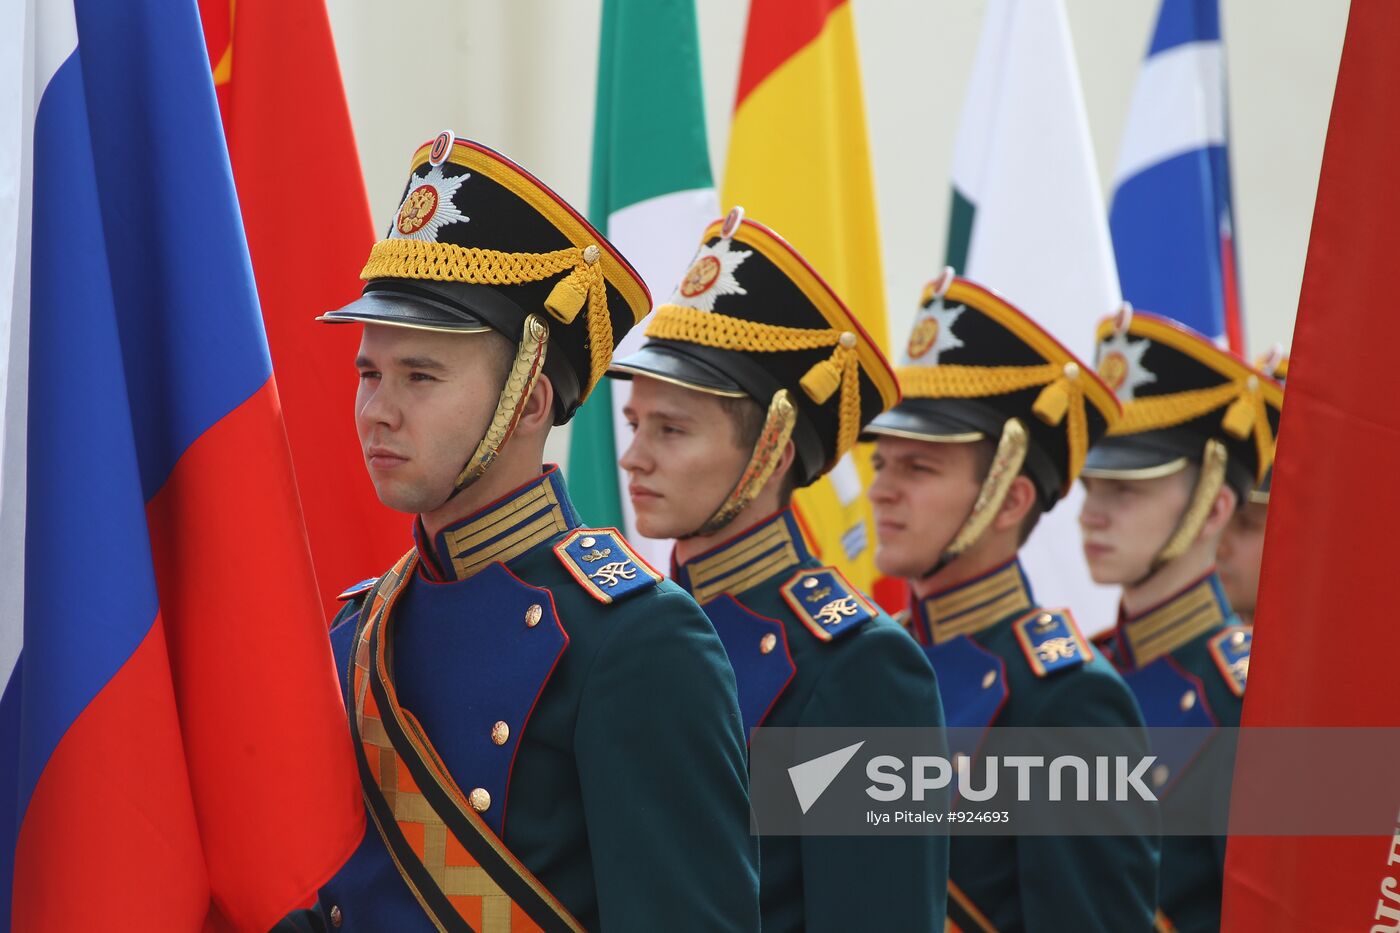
[913,558,1035,644]
[1117,570,1230,667]
[414,465,579,582]
[674,509,812,604]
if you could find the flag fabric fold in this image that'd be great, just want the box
[1109,0,1244,352]
[197,0,403,614]
[1,0,363,928]
[1222,2,1400,928]
[568,0,718,571]
[944,0,1121,631]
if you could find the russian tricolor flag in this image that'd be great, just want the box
[1109,0,1245,351]
[0,0,363,928]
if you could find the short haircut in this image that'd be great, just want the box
[717,394,797,504]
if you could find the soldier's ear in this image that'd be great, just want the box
[1201,482,1238,540]
[991,474,1038,533]
[516,373,555,437]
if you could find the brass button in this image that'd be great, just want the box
[803,577,819,589]
[1180,690,1197,711]
[1063,361,1080,379]
[839,331,857,348]
[1152,764,1170,788]
[580,536,596,548]
[525,604,542,628]
[329,905,343,928]
[1038,613,1053,624]
[981,670,997,689]
[760,633,777,655]
[491,721,510,745]
[583,244,601,265]
[469,788,491,812]
[1231,631,1246,646]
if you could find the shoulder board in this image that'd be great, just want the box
[1207,624,1251,697]
[553,528,661,604]
[1013,608,1091,677]
[779,567,877,643]
[336,577,378,602]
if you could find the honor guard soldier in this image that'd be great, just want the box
[285,134,760,932]
[1218,351,1287,626]
[862,271,1160,932]
[1078,309,1283,933]
[608,208,949,933]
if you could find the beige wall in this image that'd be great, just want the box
[327,0,1349,461]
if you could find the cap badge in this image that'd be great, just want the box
[904,296,965,365]
[1097,330,1155,401]
[673,236,752,312]
[391,164,469,242]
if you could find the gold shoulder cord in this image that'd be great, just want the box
[930,418,1029,574]
[1152,438,1228,569]
[453,314,549,493]
[689,389,798,539]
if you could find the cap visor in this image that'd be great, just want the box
[317,289,492,334]
[860,400,986,443]
[1081,436,1191,480]
[607,343,748,398]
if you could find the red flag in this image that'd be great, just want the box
[199,0,405,615]
[1221,2,1400,928]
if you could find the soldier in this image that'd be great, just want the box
[1217,352,1287,626]
[862,271,1160,932]
[1078,309,1283,932]
[290,134,760,931]
[608,208,949,932]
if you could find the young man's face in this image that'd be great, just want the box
[354,323,504,514]
[619,375,752,539]
[1218,499,1268,616]
[1078,470,1194,585]
[869,436,983,579]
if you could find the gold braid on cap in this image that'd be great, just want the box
[646,304,863,465]
[1151,438,1229,570]
[898,361,1091,491]
[362,238,613,401]
[452,314,548,494]
[1111,375,1276,484]
[687,390,798,539]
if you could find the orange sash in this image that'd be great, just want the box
[347,550,584,933]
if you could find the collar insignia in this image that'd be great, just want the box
[554,528,661,604]
[779,567,876,643]
[1013,609,1091,677]
[1208,625,1251,697]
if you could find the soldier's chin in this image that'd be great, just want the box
[372,478,445,516]
[874,540,933,581]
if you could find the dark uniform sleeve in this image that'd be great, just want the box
[574,586,761,932]
[797,623,949,933]
[1017,668,1160,933]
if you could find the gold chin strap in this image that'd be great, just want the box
[686,390,798,539]
[927,418,1029,575]
[1150,438,1229,571]
[451,315,549,495]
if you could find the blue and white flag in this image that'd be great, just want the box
[1109,0,1243,351]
